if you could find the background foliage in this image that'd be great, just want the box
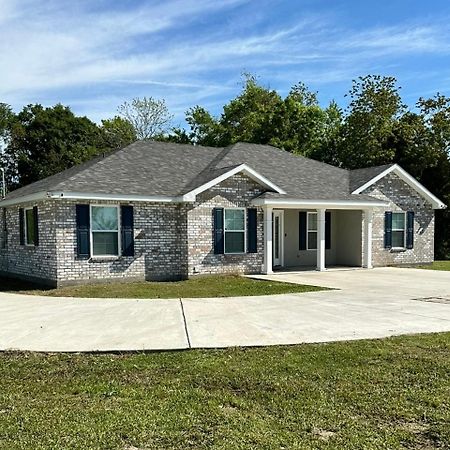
[0,75,448,258]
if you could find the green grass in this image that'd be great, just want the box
[416,260,450,271]
[0,333,449,449]
[0,274,325,298]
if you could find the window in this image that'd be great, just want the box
[91,205,119,256]
[224,208,245,254]
[307,212,317,250]
[392,212,406,248]
[24,207,36,246]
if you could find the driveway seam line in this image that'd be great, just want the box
[179,299,192,349]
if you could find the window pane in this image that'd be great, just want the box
[308,231,317,250]
[26,209,35,245]
[225,209,244,230]
[91,207,118,231]
[392,231,404,248]
[308,213,317,231]
[93,232,119,255]
[225,231,244,253]
[392,213,405,230]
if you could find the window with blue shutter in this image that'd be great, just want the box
[384,211,392,249]
[325,211,331,250]
[247,208,257,253]
[213,208,224,254]
[76,204,90,258]
[299,211,307,250]
[19,208,25,245]
[121,205,134,256]
[406,211,414,249]
[33,206,39,246]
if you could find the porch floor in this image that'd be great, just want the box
[273,265,364,273]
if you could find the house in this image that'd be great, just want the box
[0,141,446,287]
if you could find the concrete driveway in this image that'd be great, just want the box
[0,267,449,352]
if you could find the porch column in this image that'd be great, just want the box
[263,206,273,274]
[363,209,373,269]
[316,208,326,271]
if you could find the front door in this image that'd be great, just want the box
[273,210,283,267]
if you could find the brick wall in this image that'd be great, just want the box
[0,201,58,284]
[362,172,435,266]
[187,173,264,275]
[54,200,189,285]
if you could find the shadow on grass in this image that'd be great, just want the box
[0,276,52,293]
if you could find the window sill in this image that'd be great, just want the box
[390,247,406,253]
[90,256,121,262]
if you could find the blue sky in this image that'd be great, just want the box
[1,0,449,126]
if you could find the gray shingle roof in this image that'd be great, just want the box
[1,140,388,204]
[349,164,394,193]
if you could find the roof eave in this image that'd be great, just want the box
[251,197,389,209]
[352,164,447,210]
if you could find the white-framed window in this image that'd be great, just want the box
[307,211,317,250]
[392,212,406,248]
[24,207,36,246]
[224,208,246,254]
[90,205,120,257]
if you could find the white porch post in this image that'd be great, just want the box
[316,208,326,271]
[263,206,273,274]
[363,209,373,269]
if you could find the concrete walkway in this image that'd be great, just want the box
[0,267,449,352]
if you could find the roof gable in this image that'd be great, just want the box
[352,164,446,210]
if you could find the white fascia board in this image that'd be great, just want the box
[251,197,389,210]
[352,164,447,210]
[47,192,184,203]
[0,191,49,207]
[182,163,286,201]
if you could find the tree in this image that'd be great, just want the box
[4,104,104,188]
[339,75,406,168]
[100,116,136,149]
[118,97,173,140]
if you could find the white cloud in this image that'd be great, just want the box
[0,0,449,121]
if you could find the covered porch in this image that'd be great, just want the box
[253,199,379,274]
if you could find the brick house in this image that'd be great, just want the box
[0,141,446,286]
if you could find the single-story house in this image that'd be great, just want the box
[0,141,446,286]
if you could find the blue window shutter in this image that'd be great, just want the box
[76,204,90,258]
[384,211,392,249]
[213,208,224,254]
[325,211,331,250]
[33,206,39,246]
[299,211,307,250]
[19,208,24,245]
[406,211,414,249]
[121,205,134,256]
[247,208,257,253]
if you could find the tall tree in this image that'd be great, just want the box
[118,97,173,140]
[100,116,137,149]
[4,104,104,188]
[339,75,406,168]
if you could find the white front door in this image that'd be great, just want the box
[273,210,284,267]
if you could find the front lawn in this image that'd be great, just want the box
[0,333,449,449]
[0,274,324,298]
[416,260,450,271]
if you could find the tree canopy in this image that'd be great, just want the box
[0,75,449,257]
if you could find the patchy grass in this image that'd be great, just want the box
[0,333,449,449]
[416,260,450,271]
[0,274,325,298]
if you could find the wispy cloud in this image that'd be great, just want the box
[0,0,449,122]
